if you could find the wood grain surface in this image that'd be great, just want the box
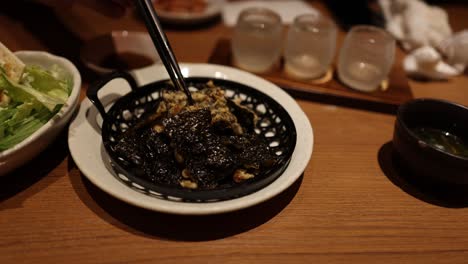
[1,1,468,263]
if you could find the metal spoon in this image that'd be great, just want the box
[136,0,194,104]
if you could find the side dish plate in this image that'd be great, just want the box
[0,51,81,176]
[68,63,313,215]
[154,0,225,25]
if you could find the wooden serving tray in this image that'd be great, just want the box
[209,38,413,113]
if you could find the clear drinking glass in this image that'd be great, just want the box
[337,25,395,92]
[284,13,337,79]
[231,7,283,73]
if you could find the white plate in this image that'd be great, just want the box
[0,51,81,176]
[68,63,313,215]
[154,0,225,25]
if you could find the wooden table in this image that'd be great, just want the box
[1,1,468,263]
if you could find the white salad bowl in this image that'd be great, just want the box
[0,51,81,176]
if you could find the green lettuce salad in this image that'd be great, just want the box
[0,64,73,151]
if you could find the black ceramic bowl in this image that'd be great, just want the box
[393,99,468,185]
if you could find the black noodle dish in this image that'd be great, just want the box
[112,81,278,191]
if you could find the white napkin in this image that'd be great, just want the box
[378,0,467,80]
[222,0,318,26]
[378,0,452,51]
[403,46,461,80]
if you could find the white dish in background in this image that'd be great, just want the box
[80,31,161,75]
[68,63,313,215]
[153,0,226,25]
[0,51,81,176]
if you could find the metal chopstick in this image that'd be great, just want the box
[136,0,194,104]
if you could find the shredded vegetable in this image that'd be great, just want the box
[0,63,72,151]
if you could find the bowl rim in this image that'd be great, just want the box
[397,98,468,161]
[68,62,313,215]
[0,51,81,159]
